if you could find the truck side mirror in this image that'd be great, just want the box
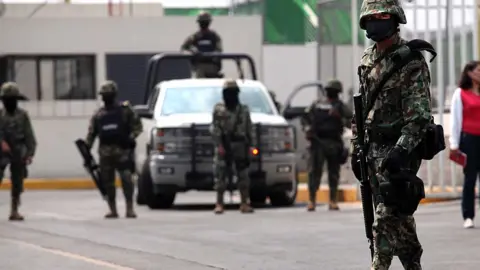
[133,105,153,119]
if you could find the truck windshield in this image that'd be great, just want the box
[158,86,274,116]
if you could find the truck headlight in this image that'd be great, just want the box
[268,126,294,152]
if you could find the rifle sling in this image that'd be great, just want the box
[362,40,437,123]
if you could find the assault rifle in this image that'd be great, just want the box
[353,94,375,260]
[74,139,107,200]
[220,132,235,204]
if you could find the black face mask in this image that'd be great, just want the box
[223,90,239,110]
[2,98,18,113]
[198,21,210,30]
[365,18,397,42]
[101,94,116,107]
[326,89,339,100]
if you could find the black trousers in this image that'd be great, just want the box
[460,132,480,220]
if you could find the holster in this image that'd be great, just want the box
[379,170,425,215]
[415,122,446,160]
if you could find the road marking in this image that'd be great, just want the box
[4,238,135,270]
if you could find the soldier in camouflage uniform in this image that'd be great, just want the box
[181,11,223,78]
[301,79,352,211]
[0,82,37,221]
[210,79,254,214]
[85,81,143,219]
[351,0,431,269]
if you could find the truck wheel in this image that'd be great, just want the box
[140,159,176,209]
[269,172,298,207]
[250,189,267,206]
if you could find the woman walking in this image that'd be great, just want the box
[450,61,480,228]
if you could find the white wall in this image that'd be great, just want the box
[262,44,364,106]
[0,16,263,88]
[1,3,165,17]
[0,14,264,178]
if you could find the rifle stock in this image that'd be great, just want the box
[74,139,107,200]
[353,94,375,260]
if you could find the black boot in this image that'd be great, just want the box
[214,191,224,214]
[105,199,118,219]
[9,196,24,221]
[125,200,137,218]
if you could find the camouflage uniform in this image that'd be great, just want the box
[85,81,143,219]
[353,1,431,269]
[301,79,352,211]
[0,82,37,221]
[210,79,254,214]
[181,11,223,78]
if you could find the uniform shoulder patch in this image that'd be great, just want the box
[121,100,130,107]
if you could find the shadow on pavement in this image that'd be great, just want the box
[140,202,324,211]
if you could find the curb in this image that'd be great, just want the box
[0,178,460,205]
[0,179,122,190]
[295,185,459,205]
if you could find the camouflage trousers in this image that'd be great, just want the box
[372,203,423,270]
[193,62,220,78]
[213,158,250,204]
[307,138,342,202]
[99,153,134,203]
[369,157,423,270]
[0,159,27,198]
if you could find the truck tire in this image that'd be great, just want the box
[140,159,176,209]
[250,189,267,206]
[268,170,298,207]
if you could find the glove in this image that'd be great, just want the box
[351,152,362,180]
[382,146,407,174]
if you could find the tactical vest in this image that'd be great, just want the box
[193,31,218,54]
[97,105,128,146]
[312,100,343,139]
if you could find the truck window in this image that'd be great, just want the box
[157,86,274,116]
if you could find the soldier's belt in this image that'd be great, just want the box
[367,131,399,143]
[229,136,247,142]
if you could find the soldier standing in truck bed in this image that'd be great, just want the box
[181,11,223,78]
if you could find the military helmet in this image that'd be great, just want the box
[0,82,27,100]
[197,11,212,22]
[222,79,240,93]
[359,0,407,30]
[325,79,343,92]
[99,80,118,95]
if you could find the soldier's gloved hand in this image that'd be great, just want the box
[382,146,407,174]
[350,152,362,180]
[25,156,32,165]
[1,141,10,153]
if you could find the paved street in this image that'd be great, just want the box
[0,190,478,270]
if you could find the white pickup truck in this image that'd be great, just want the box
[133,53,298,209]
